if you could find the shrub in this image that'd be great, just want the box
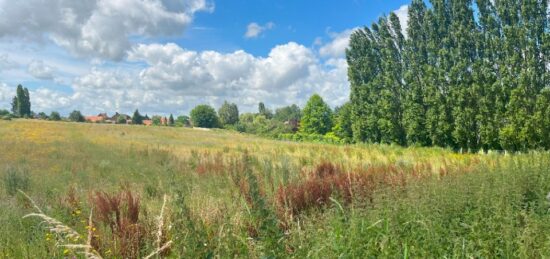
[277,132,344,144]
[3,167,30,196]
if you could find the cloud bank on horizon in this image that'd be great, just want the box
[0,0,409,116]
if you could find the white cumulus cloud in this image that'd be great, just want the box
[394,5,409,36]
[0,0,213,60]
[28,60,56,80]
[319,28,358,58]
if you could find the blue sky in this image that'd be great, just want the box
[182,0,409,55]
[0,0,410,116]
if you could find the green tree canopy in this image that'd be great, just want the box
[68,110,85,122]
[258,102,273,119]
[11,84,31,118]
[190,105,219,128]
[300,94,333,135]
[169,114,175,126]
[132,109,143,125]
[332,102,353,143]
[347,0,549,152]
[176,115,190,127]
[49,111,61,121]
[218,101,239,126]
[274,104,301,122]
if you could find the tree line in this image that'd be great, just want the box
[347,0,549,152]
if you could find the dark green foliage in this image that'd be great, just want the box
[132,109,143,125]
[11,85,31,118]
[117,115,128,124]
[274,104,301,122]
[168,114,175,126]
[347,0,550,151]
[176,115,190,127]
[0,109,9,116]
[151,115,162,126]
[218,101,239,126]
[300,94,333,135]
[49,111,61,121]
[36,112,48,120]
[235,113,293,137]
[68,110,85,122]
[258,102,273,119]
[190,105,219,128]
[332,102,353,143]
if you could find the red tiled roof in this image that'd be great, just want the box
[85,116,105,122]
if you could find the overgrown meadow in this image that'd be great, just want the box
[1,120,550,258]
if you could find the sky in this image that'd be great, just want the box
[0,0,409,116]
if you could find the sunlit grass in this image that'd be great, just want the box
[1,119,549,258]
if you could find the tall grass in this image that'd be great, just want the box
[1,120,550,257]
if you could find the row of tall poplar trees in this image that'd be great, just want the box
[347,0,549,152]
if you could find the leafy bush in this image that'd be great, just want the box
[3,167,30,196]
[278,132,344,144]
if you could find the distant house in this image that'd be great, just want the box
[160,116,168,126]
[111,112,131,124]
[85,113,109,123]
[284,119,300,132]
[84,112,159,126]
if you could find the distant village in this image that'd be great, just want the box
[85,112,171,126]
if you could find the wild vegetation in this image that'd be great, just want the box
[0,1,548,256]
[2,120,550,258]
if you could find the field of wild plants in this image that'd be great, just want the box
[1,120,550,258]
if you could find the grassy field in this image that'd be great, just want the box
[1,119,550,258]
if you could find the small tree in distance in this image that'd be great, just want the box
[300,94,333,135]
[176,115,190,127]
[190,105,219,128]
[132,109,143,125]
[49,111,61,121]
[218,101,239,126]
[68,110,85,122]
[169,114,175,126]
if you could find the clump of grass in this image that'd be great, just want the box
[235,152,284,257]
[3,166,30,196]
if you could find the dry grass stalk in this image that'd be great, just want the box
[156,194,168,251]
[143,241,173,259]
[19,190,103,259]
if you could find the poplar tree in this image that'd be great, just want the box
[347,0,550,151]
